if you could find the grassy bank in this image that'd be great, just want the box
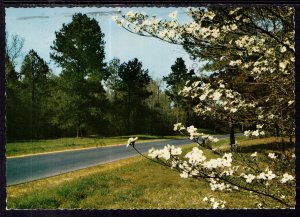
[6,134,185,157]
[7,137,295,209]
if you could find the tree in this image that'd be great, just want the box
[117,58,152,134]
[163,58,195,125]
[114,7,295,208]
[20,50,50,138]
[5,33,24,67]
[5,56,24,140]
[50,13,106,78]
[5,34,26,140]
[114,7,295,142]
[105,58,121,102]
[145,79,174,135]
[20,50,49,102]
[50,13,107,137]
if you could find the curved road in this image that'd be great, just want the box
[6,134,234,186]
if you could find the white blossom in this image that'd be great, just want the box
[187,125,199,139]
[127,137,138,147]
[230,108,237,113]
[173,123,185,131]
[244,130,251,137]
[280,46,287,53]
[251,152,257,158]
[251,130,259,137]
[268,153,277,159]
[279,61,288,70]
[244,174,256,183]
[288,100,294,106]
[257,172,267,180]
[185,147,206,165]
[180,171,189,178]
[256,124,263,129]
[280,173,294,183]
[212,91,222,100]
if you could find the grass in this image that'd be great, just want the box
[6,134,185,157]
[7,136,295,209]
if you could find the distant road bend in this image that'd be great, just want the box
[7,134,236,186]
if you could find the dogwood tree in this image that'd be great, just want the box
[113,6,295,143]
[115,7,295,208]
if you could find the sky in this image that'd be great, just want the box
[5,7,199,80]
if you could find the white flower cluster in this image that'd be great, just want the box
[209,178,232,191]
[127,137,138,147]
[268,153,277,159]
[143,123,295,207]
[174,123,219,143]
[185,147,206,165]
[251,152,257,158]
[244,124,265,137]
[179,80,257,119]
[148,145,233,181]
[203,153,233,170]
[203,196,226,209]
[148,144,182,160]
[280,173,294,183]
[256,168,276,181]
[242,173,256,183]
[173,122,185,131]
[114,7,293,82]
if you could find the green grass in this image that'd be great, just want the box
[7,137,295,209]
[6,134,185,157]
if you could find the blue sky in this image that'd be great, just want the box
[5,7,199,80]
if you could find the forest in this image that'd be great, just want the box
[6,13,218,141]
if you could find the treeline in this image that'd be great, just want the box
[6,13,216,141]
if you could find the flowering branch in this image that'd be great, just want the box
[126,123,295,208]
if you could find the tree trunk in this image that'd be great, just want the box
[289,126,293,145]
[275,124,280,137]
[76,127,79,138]
[281,137,285,152]
[229,118,235,147]
[186,109,190,126]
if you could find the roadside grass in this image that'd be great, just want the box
[7,137,294,209]
[6,134,185,157]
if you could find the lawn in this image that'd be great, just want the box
[6,134,185,157]
[7,137,295,209]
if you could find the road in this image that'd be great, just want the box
[6,134,235,186]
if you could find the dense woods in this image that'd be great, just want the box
[5,13,204,140]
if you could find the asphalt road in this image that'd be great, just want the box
[6,134,235,186]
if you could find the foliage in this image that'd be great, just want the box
[116,58,152,134]
[163,57,196,126]
[50,13,108,137]
[19,49,51,138]
[115,7,295,208]
[114,6,295,141]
